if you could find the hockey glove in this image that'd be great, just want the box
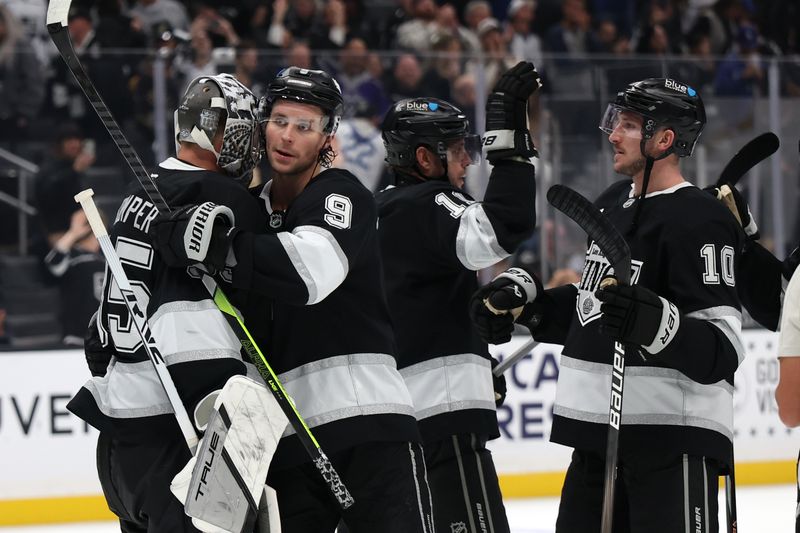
[482,61,542,163]
[470,267,543,344]
[85,312,112,377]
[596,282,681,357]
[152,202,239,273]
[704,182,760,240]
[490,357,507,407]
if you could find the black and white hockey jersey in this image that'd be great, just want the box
[228,167,420,467]
[375,159,537,442]
[547,180,744,468]
[44,245,104,345]
[68,158,268,437]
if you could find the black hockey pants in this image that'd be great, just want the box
[556,448,722,533]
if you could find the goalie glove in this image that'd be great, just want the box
[470,267,543,344]
[704,182,759,240]
[152,202,239,273]
[596,281,681,357]
[482,61,542,163]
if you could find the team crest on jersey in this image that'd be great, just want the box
[576,241,643,326]
[450,522,467,533]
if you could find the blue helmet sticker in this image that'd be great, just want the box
[428,102,439,111]
[687,87,697,97]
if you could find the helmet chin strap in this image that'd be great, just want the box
[628,137,673,235]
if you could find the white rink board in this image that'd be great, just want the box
[0,330,795,501]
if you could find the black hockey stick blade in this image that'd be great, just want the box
[717,132,779,187]
[547,185,631,285]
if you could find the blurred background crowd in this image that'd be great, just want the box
[0,0,798,348]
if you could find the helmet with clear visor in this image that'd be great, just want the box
[599,78,706,157]
[381,98,481,181]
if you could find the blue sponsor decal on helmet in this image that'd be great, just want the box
[428,102,439,111]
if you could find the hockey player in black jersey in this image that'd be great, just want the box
[67,74,268,532]
[376,61,541,533]
[153,67,431,533]
[472,78,745,533]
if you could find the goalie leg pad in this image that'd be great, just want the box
[171,376,289,533]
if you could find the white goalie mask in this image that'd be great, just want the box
[174,73,262,185]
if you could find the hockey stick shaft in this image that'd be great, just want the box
[726,445,738,532]
[48,0,353,509]
[75,189,200,453]
[493,337,539,376]
[546,185,632,533]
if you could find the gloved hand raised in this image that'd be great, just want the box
[596,281,681,358]
[470,267,543,344]
[482,61,542,163]
[703,182,759,240]
[152,202,239,273]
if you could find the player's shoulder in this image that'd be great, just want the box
[307,167,373,198]
[595,179,633,210]
[670,183,738,224]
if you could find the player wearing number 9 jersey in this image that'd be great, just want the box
[153,67,430,533]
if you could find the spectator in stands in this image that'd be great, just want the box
[385,53,425,102]
[266,0,349,50]
[469,17,518,89]
[543,0,601,56]
[175,29,218,89]
[234,40,265,98]
[451,72,477,127]
[677,30,717,95]
[33,124,95,246]
[421,33,464,101]
[715,22,764,97]
[336,37,391,119]
[190,4,241,48]
[43,209,104,347]
[506,0,543,66]
[285,41,314,70]
[395,0,440,53]
[434,3,479,55]
[130,0,190,42]
[461,0,492,53]
[692,0,747,56]
[0,5,44,144]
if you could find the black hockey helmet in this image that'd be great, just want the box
[381,98,480,173]
[599,78,706,157]
[261,67,344,135]
[174,73,261,184]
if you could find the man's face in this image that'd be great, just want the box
[607,110,646,177]
[420,138,475,189]
[264,100,329,177]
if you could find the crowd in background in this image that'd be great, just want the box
[0,0,798,346]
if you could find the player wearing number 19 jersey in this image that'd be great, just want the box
[376,62,542,533]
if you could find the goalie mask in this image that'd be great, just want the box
[381,97,481,183]
[175,74,261,184]
[599,77,706,158]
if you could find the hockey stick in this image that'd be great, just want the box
[75,189,200,454]
[493,337,539,376]
[547,185,632,533]
[717,132,779,187]
[47,0,354,509]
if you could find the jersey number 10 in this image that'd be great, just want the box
[700,244,735,286]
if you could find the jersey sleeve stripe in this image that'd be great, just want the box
[278,225,349,305]
[83,359,175,418]
[455,204,510,271]
[685,306,744,365]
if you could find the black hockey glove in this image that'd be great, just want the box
[704,182,760,240]
[85,312,112,377]
[490,357,507,407]
[470,267,543,344]
[152,202,239,273]
[596,282,681,357]
[482,61,542,163]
